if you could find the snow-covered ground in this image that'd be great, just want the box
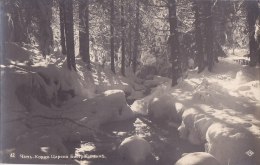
[131,53,260,165]
[1,43,259,165]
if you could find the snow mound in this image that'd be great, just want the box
[118,135,152,164]
[148,94,178,122]
[206,123,255,165]
[175,152,220,165]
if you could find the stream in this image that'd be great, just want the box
[71,116,204,165]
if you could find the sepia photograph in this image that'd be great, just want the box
[0,0,259,164]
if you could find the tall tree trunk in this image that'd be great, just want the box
[110,0,115,73]
[79,0,91,70]
[193,0,204,73]
[121,0,126,76]
[246,0,259,66]
[64,0,76,71]
[127,4,133,67]
[168,0,180,86]
[128,22,132,67]
[12,6,25,43]
[37,0,53,57]
[133,0,140,74]
[204,0,214,71]
[59,0,66,55]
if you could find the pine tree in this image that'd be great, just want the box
[64,0,76,71]
[110,0,115,73]
[121,0,126,76]
[133,0,140,74]
[203,0,214,71]
[79,0,91,70]
[246,0,259,66]
[168,0,180,86]
[59,0,66,55]
[193,0,204,73]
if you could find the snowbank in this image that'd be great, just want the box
[175,152,220,165]
[118,135,152,164]
[1,47,135,161]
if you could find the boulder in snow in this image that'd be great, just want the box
[206,123,256,165]
[148,94,178,122]
[118,136,152,164]
[136,65,157,80]
[62,90,135,128]
[178,108,200,144]
[175,152,220,165]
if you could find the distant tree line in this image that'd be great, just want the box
[1,0,259,86]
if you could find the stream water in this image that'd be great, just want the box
[71,116,204,165]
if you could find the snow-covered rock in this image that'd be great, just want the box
[206,123,255,165]
[175,152,220,165]
[178,108,207,145]
[131,82,172,115]
[175,102,185,120]
[148,94,178,122]
[127,91,145,105]
[95,83,133,96]
[235,70,254,84]
[143,76,168,89]
[118,136,152,164]
[133,83,146,91]
[136,65,157,80]
[188,58,195,69]
[62,90,135,128]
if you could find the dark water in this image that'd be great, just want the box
[72,116,204,165]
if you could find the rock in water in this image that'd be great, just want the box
[118,136,152,164]
[175,152,220,165]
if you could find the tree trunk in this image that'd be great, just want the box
[64,0,76,71]
[204,0,214,72]
[12,6,25,43]
[168,0,180,86]
[133,0,140,74]
[37,0,53,57]
[59,0,66,55]
[79,0,91,70]
[128,22,133,67]
[121,0,126,76]
[193,0,204,73]
[110,0,115,73]
[127,4,133,67]
[246,1,259,66]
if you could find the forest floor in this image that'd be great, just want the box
[0,43,260,165]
